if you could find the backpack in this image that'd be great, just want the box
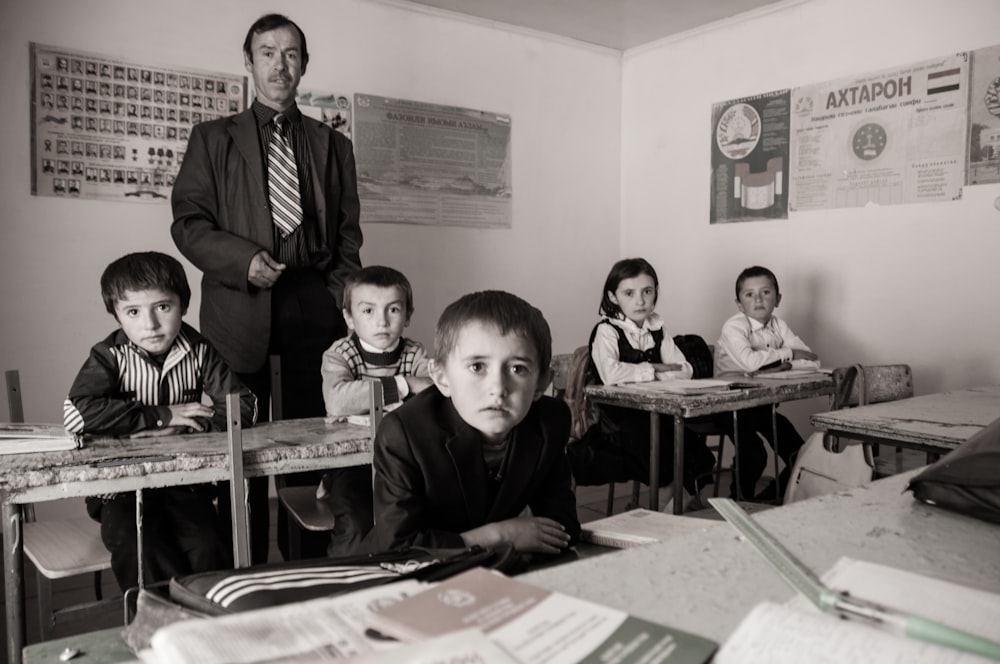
[672,334,714,379]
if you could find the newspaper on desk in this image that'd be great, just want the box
[143,578,430,663]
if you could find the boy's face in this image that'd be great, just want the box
[430,322,547,443]
[736,275,781,324]
[609,273,657,326]
[113,288,184,355]
[343,285,410,351]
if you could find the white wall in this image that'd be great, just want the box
[0,0,622,422]
[621,0,1000,415]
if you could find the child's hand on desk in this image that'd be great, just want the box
[792,349,818,362]
[404,375,434,395]
[167,403,213,431]
[651,363,682,373]
[463,516,571,554]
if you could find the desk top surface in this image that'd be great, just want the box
[523,470,1000,643]
[810,384,1000,451]
[1,417,371,501]
[585,373,833,417]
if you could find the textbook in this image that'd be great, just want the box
[366,567,718,663]
[580,508,721,548]
[714,558,1000,663]
[0,423,81,455]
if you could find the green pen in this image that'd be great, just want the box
[710,498,1000,661]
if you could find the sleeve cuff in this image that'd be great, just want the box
[381,376,401,404]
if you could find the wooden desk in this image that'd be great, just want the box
[3,417,372,664]
[524,470,1000,644]
[810,384,1000,456]
[585,374,833,513]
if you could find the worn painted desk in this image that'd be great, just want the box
[585,373,834,513]
[524,470,1000,644]
[810,384,1000,455]
[3,417,372,664]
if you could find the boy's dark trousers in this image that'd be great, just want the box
[723,406,805,500]
[86,486,225,592]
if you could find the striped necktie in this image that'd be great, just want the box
[267,114,303,237]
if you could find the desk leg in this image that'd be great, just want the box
[4,501,25,664]
[732,411,742,501]
[673,416,684,515]
[649,412,659,512]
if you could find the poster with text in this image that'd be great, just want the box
[296,88,352,139]
[710,90,790,224]
[789,53,968,210]
[353,94,512,228]
[31,43,246,203]
[967,44,1000,185]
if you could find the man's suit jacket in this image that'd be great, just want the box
[366,388,581,553]
[171,107,362,372]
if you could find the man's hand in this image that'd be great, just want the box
[404,376,433,395]
[463,516,571,554]
[248,250,286,288]
[792,349,819,362]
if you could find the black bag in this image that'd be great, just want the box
[906,415,1000,524]
[170,545,518,616]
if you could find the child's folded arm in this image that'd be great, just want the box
[64,345,173,436]
[591,324,655,384]
[718,320,790,372]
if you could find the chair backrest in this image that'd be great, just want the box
[5,369,24,423]
[548,353,574,399]
[562,345,598,442]
[832,364,913,409]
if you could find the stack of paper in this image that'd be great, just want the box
[0,423,80,455]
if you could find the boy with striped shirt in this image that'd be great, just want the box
[64,251,257,591]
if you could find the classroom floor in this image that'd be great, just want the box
[1,449,926,662]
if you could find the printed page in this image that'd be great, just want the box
[149,579,428,664]
[715,602,993,664]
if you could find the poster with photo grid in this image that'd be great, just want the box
[30,42,247,203]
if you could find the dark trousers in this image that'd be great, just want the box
[86,486,225,592]
[217,269,346,563]
[720,406,805,500]
[320,465,376,556]
[596,406,717,494]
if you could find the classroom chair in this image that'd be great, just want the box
[829,363,916,476]
[272,355,384,560]
[5,369,118,641]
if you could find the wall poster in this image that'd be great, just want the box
[710,90,791,224]
[789,54,969,211]
[30,43,247,203]
[967,44,1000,185]
[296,88,352,139]
[353,94,512,228]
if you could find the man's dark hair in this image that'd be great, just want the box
[243,13,309,66]
[342,265,415,317]
[735,265,780,299]
[100,252,191,315]
[434,291,552,385]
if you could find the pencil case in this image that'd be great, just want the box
[907,415,1000,524]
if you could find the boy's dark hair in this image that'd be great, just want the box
[735,265,780,299]
[243,14,309,67]
[434,291,552,383]
[599,257,659,319]
[342,265,415,317]
[101,252,191,315]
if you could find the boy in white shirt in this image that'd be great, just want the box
[715,265,819,501]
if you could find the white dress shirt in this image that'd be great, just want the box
[714,312,819,375]
[591,313,693,386]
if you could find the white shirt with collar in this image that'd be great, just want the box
[714,312,819,375]
[591,313,693,386]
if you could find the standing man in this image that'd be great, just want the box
[172,13,362,562]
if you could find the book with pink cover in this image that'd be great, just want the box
[366,567,717,664]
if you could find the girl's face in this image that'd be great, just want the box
[609,273,657,326]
